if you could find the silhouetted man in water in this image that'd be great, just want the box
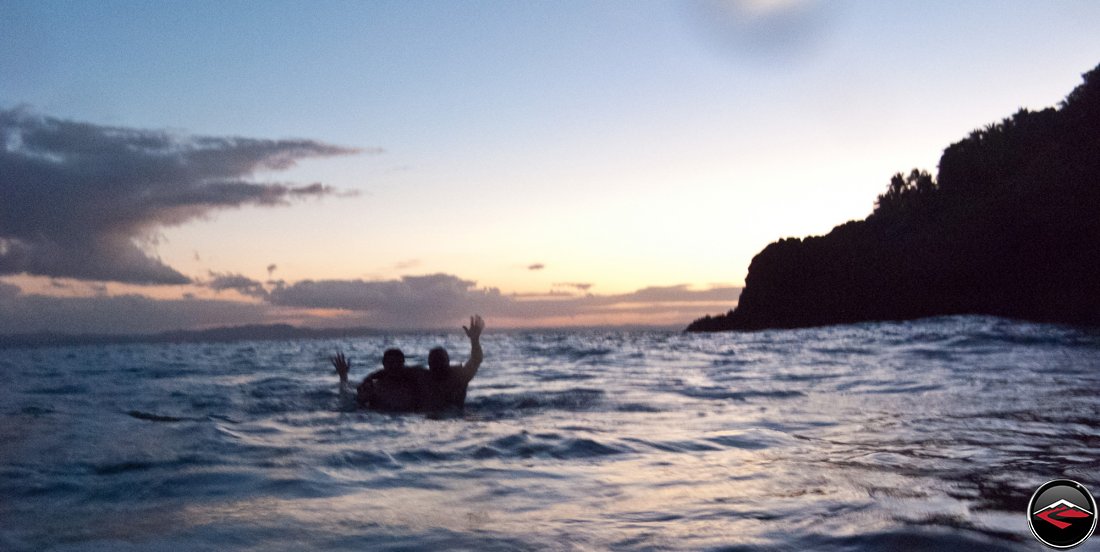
[331,348,420,411]
[331,315,484,413]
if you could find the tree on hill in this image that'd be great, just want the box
[688,62,1100,332]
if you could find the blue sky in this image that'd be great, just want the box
[2,0,1100,330]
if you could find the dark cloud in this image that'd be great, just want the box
[0,281,20,299]
[0,284,275,335]
[268,274,512,326]
[527,263,545,271]
[0,108,364,284]
[0,274,741,333]
[205,271,269,298]
[687,0,835,63]
[268,273,740,328]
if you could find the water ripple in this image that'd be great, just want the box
[1,316,1096,551]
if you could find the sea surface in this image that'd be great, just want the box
[2,316,1099,551]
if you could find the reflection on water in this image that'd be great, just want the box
[2,316,1099,551]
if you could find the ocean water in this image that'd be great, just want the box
[2,316,1099,551]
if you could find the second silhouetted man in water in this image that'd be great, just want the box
[331,315,484,413]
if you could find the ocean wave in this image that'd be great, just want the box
[674,387,805,401]
[25,384,87,395]
[777,528,1030,552]
[468,387,605,412]
[126,410,190,422]
[462,431,630,460]
[2,317,1089,551]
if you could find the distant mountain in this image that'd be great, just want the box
[0,324,382,349]
[689,62,1100,332]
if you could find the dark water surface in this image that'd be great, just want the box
[2,316,1099,551]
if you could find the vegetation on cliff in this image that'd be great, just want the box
[688,63,1100,331]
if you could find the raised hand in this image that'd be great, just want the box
[330,352,351,383]
[463,314,484,341]
[458,315,484,383]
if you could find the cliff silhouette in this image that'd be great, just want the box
[688,63,1100,332]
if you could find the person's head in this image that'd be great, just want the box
[382,348,405,371]
[428,347,450,372]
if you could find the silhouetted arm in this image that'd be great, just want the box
[330,352,359,409]
[331,352,351,384]
[453,315,484,384]
[332,353,385,383]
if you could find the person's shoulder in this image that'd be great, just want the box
[449,364,470,379]
[443,366,469,386]
[402,364,428,376]
[400,365,430,383]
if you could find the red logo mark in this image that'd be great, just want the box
[1034,499,1094,530]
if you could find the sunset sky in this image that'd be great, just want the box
[3,0,1100,332]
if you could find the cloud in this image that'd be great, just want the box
[267,273,740,328]
[0,273,742,333]
[527,263,545,271]
[0,281,20,300]
[0,283,277,335]
[205,271,269,298]
[510,290,580,299]
[0,107,364,285]
[686,0,835,63]
[554,282,593,292]
[268,274,512,327]
[606,284,737,303]
[392,259,421,271]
